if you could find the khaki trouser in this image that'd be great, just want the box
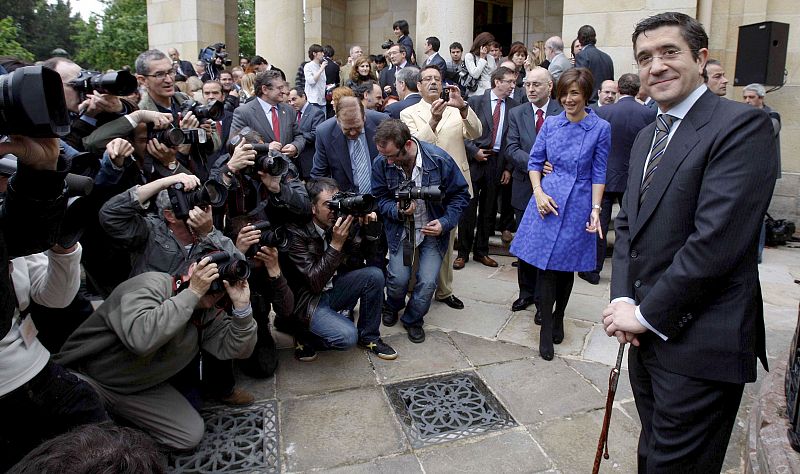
[435,229,457,299]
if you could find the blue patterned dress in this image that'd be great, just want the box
[510,108,610,272]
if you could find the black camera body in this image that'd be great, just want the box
[168,180,228,220]
[395,180,443,212]
[381,39,395,50]
[147,127,209,148]
[68,69,138,97]
[440,87,450,102]
[200,251,250,293]
[0,66,70,137]
[246,221,289,257]
[227,130,290,177]
[327,191,377,217]
[181,99,223,122]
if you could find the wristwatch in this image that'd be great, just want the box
[592,204,601,210]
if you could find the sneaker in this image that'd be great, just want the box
[294,342,318,362]
[359,339,398,360]
[219,387,255,406]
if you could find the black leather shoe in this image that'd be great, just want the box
[511,296,535,312]
[382,305,398,327]
[436,295,464,310]
[578,271,600,285]
[404,325,425,343]
[534,309,542,325]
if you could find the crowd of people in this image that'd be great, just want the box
[0,11,784,473]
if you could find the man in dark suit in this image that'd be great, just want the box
[575,25,614,104]
[602,12,776,472]
[379,44,408,98]
[505,67,561,314]
[580,73,655,285]
[168,48,196,81]
[385,66,421,119]
[231,70,305,162]
[289,86,326,180]
[310,97,386,193]
[459,66,518,269]
[423,36,447,73]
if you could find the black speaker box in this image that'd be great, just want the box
[734,21,789,86]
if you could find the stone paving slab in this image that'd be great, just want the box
[425,299,512,338]
[497,313,593,358]
[308,454,423,473]
[563,292,606,323]
[233,366,276,402]
[563,358,634,403]
[416,429,552,473]
[583,324,630,369]
[280,386,407,472]
[370,330,471,383]
[478,358,605,425]
[275,347,375,399]
[448,331,536,366]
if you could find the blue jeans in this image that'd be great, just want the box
[386,236,444,328]
[309,266,384,350]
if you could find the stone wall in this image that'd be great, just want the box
[512,0,564,46]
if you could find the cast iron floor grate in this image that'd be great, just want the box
[168,399,279,473]
[385,371,517,448]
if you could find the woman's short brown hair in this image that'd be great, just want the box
[555,67,594,106]
[508,43,528,60]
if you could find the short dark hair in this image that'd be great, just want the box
[292,86,306,97]
[353,81,376,100]
[632,12,708,62]
[306,177,339,205]
[219,70,233,79]
[704,58,721,82]
[426,37,440,52]
[250,55,266,65]
[556,68,594,106]
[255,70,283,97]
[449,42,463,52]
[491,66,515,89]
[571,38,581,57]
[375,119,411,150]
[308,44,324,61]
[374,55,387,65]
[8,423,165,474]
[393,19,410,36]
[418,64,441,80]
[203,80,223,92]
[577,25,597,46]
[508,43,528,60]
[617,73,640,96]
[323,44,335,57]
[469,32,495,55]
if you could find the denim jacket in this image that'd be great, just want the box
[371,139,470,255]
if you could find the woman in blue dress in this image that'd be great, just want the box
[510,68,610,361]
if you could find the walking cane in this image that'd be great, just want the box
[592,342,626,474]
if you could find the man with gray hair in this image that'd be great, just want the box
[544,36,572,83]
[385,66,422,118]
[340,45,364,85]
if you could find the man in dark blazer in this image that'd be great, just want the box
[231,70,305,161]
[379,44,408,98]
[580,73,656,285]
[575,25,614,104]
[602,12,777,472]
[505,67,561,314]
[459,66,518,269]
[384,66,421,119]
[289,86,326,180]
[422,36,448,73]
[310,97,386,193]
[168,48,196,81]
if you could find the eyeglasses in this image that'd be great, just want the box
[143,70,176,80]
[635,49,695,69]
[497,79,515,85]
[420,76,441,83]
[523,81,547,88]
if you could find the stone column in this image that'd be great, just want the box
[415,0,473,59]
[146,0,227,63]
[224,0,239,64]
[255,0,304,75]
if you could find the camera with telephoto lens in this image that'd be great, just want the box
[167,180,228,220]
[0,65,70,137]
[381,39,395,50]
[67,69,138,97]
[199,43,232,67]
[327,191,377,216]
[395,180,443,211]
[246,220,289,258]
[198,251,250,293]
[227,128,290,177]
[181,99,224,122]
[148,126,209,148]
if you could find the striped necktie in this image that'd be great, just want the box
[351,137,371,193]
[639,114,676,206]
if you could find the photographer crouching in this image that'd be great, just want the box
[372,120,470,343]
[53,254,257,451]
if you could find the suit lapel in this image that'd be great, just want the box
[331,124,354,186]
[254,101,275,142]
[522,106,537,145]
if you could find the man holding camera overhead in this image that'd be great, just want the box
[372,120,470,343]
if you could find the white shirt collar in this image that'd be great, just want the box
[659,84,707,120]
[532,99,550,114]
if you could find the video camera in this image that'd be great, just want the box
[67,69,138,97]
[381,39,396,50]
[327,191,376,216]
[167,180,228,220]
[0,65,70,137]
[199,43,232,67]
[227,128,290,177]
[198,251,250,293]
[245,220,289,258]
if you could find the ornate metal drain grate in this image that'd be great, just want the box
[168,400,279,473]
[385,372,517,448]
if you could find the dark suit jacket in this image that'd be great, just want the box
[596,96,656,193]
[575,44,614,103]
[310,110,387,192]
[230,98,305,154]
[425,53,447,73]
[385,93,422,119]
[379,65,399,97]
[465,90,518,183]
[505,100,562,210]
[176,60,197,81]
[611,89,776,384]
[296,104,327,179]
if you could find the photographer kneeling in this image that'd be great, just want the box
[280,178,396,361]
[53,255,257,451]
[372,120,470,343]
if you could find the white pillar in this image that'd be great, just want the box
[255,0,304,75]
[415,0,474,59]
[147,0,227,62]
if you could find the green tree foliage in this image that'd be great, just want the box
[238,0,255,60]
[0,0,83,61]
[0,17,35,62]
[73,0,148,71]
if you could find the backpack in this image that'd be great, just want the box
[457,60,479,93]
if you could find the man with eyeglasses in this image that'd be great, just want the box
[379,44,408,98]
[399,65,481,312]
[459,66,518,270]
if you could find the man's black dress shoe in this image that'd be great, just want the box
[578,271,600,285]
[404,325,425,343]
[382,305,398,327]
[437,295,464,310]
[511,296,535,312]
[534,309,542,325]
